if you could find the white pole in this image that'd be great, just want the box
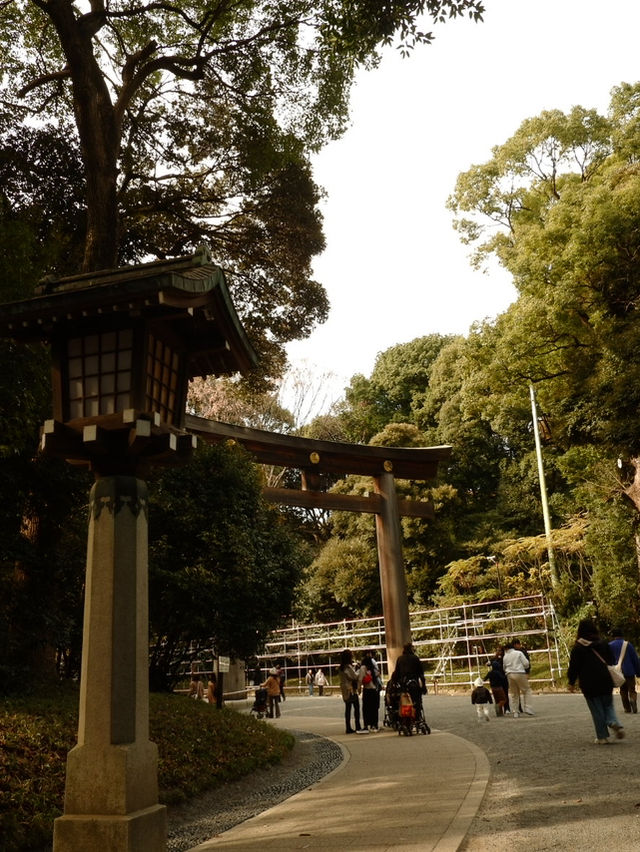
[529,384,558,588]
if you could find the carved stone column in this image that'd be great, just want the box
[53,476,166,851]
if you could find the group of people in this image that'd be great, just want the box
[567,620,640,743]
[256,621,640,746]
[305,668,328,696]
[338,643,426,734]
[471,639,535,722]
[188,673,217,704]
[473,621,640,744]
[472,638,534,721]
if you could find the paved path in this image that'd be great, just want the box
[190,695,489,851]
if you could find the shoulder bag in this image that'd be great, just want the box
[592,647,626,688]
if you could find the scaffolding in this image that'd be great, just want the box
[258,594,566,690]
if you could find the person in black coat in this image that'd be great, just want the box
[567,618,625,744]
[485,658,509,716]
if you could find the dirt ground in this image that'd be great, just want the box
[426,691,640,851]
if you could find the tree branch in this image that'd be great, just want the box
[18,67,71,98]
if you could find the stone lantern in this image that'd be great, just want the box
[0,246,257,851]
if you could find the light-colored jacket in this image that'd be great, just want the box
[502,648,529,674]
[339,664,359,701]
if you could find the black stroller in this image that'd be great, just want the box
[384,676,430,736]
[250,687,269,719]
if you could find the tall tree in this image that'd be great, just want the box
[445,85,640,626]
[2,0,484,375]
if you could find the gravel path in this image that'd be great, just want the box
[430,691,640,851]
[168,691,640,851]
[167,729,343,851]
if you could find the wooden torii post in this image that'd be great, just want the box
[185,415,451,672]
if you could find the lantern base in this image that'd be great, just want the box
[53,804,167,852]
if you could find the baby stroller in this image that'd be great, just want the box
[387,676,430,736]
[250,687,269,719]
[383,677,402,730]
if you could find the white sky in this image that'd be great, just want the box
[285,0,640,410]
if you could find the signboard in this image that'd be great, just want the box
[218,656,230,673]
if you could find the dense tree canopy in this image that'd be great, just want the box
[0,0,484,377]
[298,84,640,636]
[148,442,308,690]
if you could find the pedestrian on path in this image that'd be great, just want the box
[262,668,282,718]
[485,658,508,716]
[338,649,362,734]
[358,651,380,731]
[609,627,640,714]
[568,618,624,744]
[471,677,493,722]
[305,669,314,696]
[502,640,534,717]
[314,668,327,696]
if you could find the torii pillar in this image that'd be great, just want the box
[374,469,411,672]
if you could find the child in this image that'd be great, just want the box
[471,676,493,722]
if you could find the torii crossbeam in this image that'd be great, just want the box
[186,415,451,671]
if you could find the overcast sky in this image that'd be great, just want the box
[284,0,640,411]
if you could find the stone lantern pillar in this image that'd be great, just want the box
[0,247,257,851]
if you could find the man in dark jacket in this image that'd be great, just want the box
[609,628,640,714]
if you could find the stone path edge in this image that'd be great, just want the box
[435,733,490,852]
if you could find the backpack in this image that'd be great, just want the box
[399,692,415,718]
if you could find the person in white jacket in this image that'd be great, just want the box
[502,641,534,718]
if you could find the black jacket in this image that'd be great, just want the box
[567,638,613,697]
[393,651,425,688]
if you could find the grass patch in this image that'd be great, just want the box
[0,683,294,851]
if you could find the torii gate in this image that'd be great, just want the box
[185,415,451,672]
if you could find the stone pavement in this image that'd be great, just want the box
[190,694,489,851]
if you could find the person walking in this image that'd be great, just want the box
[609,628,640,714]
[485,658,509,716]
[502,640,534,717]
[471,677,493,721]
[314,668,328,696]
[568,618,624,744]
[393,642,428,725]
[305,669,314,696]
[338,649,362,734]
[262,668,282,718]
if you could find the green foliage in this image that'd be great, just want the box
[0,685,293,851]
[296,534,380,621]
[148,442,306,689]
[0,0,483,375]
[336,335,454,442]
[0,453,90,687]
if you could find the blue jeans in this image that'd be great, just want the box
[585,693,620,739]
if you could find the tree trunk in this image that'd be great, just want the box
[47,0,121,271]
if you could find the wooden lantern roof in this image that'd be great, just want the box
[0,245,257,378]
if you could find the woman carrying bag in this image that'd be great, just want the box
[568,619,625,744]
